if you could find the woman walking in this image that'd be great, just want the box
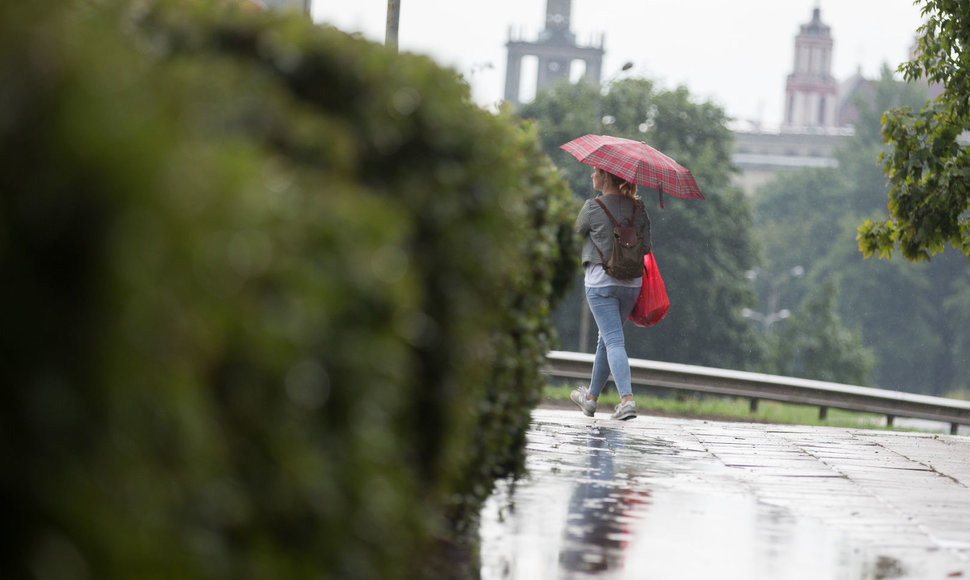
[570,167,651,420]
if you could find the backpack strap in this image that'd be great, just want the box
[593,197,617,226]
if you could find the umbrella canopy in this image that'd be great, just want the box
[560,134,704,206]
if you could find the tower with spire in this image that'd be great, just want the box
[504,0,604,105]
[782,7,839,131]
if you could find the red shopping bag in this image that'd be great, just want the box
[628,252,669,327]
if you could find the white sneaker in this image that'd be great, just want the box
[569,387,597,417]
[611,400,636,421]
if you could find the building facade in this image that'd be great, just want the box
[501,4,886,195]
[734,8,879,194]
[504,0,603,105]
[782,8,840,131]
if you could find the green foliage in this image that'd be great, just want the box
[771,282,875,385]
[0,1,575,577]
[519,78,765,370]
[857,0,970,261]
[754,169,845,276]
[447,119,578,528]
[754,71,970,395]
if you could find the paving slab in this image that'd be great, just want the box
[480,409,970,579]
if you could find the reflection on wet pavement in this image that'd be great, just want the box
[480,410,970,579]
[558,428,650,574]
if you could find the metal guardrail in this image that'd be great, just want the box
[544,350,970,435]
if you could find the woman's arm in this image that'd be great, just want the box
[641,205,652,256]
[575,199,593,236]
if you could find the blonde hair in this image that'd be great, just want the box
[597,168,639,200]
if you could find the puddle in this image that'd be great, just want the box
[479,415,933,579]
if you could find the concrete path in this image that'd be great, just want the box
[479,409,970,579]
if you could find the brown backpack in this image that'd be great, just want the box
[593,197,644,280]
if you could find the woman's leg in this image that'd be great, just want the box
[585,286,641,398]
[589,327,611,399]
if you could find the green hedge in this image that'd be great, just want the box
[0,1,576,578]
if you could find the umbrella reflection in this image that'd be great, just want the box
[558,427,651,574]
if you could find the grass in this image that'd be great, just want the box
[542,383,902,431]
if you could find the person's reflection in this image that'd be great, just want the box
[558,427,650,574]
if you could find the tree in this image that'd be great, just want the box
[754,69,970,395]
[754,67,928,310]
[518,78,766,371]
[0,1,576,577]
[772,282,875,385]
[857,0,970,261]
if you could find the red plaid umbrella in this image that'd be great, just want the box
[560,134,704,207]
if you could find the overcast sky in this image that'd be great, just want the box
[312,1,924,128]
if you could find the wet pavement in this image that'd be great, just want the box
[479,409,970,579]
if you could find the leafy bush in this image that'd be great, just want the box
[0,1,576,578]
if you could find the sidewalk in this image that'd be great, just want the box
[480,409,970,579]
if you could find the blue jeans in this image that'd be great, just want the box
[586,285,640,399]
